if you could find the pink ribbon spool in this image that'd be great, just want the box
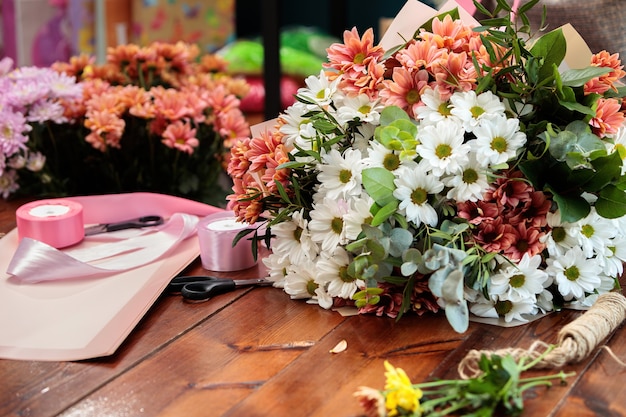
[197,211,257,272]
[16,199,84,248]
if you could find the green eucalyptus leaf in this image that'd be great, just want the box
[441,269,469,333]
[549,131,577,161]
[379,105,410,126]
[401,261,418,276]
[388,227,414,257]
[366,239,388,262]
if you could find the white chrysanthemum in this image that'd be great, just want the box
[415,86,459,127]
[311,285,334,309]
[469,294,536,323]
[469,115,526,166]
[335,93,384,125]
[297,70,341,109]
[353,122,376,155]
[308,198,348,252]
[596,235,626,277]
[546,246,603,301]
[416,119,470,176]
[443,153,490,202]
[540,211,580,257]
[449,90,505,132]
[271,210,319,264]
[316,148,365,200]
[574,273,616,308]
[316,246,362,299]
[344,193,374,240]
[573,209,616,258]
[363,140,417,172]
[536,289,554,313]
[279,101,313,148]
[262,252,292,288]
[283,259,319,300]
[489,253,550,302]
[392,165,444,227]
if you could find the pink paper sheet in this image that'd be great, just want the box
[0,193,221,361]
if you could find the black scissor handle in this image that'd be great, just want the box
[181,280,236,301]
[167,276,217,293]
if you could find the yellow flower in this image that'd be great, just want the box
[383,361,422,416]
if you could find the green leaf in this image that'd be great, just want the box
[362,167,397,206]
[371,199,399,227]
[530,28,566,81]
[558,100,596,116]
[596,185,626,219]
[560,66,612,87]
[574,152,621,192]
[549,189,591,222]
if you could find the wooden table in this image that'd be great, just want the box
[1,197,625,417]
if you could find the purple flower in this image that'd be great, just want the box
[27,100,67,124]
[0,169,19,198]
[0,110,31,156]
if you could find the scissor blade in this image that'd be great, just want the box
[232,278,273,287]
[83,224,108,236]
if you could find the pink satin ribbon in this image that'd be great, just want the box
[7,193,223,283]
[197,211,258,271]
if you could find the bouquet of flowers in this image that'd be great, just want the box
[0,41,250,206]
[227,0,626,332]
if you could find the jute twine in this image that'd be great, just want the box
[458,292,626,379]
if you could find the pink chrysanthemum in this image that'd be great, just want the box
[590,97,625,136]
[395,38,445,72]
[456,200,502,225]
[161,120,199,154]
[503,223,546,262]
[584,51,626,95]
[474,217,517,253]
[420,14,472,53]
[379,67,430,118]
[325,27,384,77]
[84,110,125,150]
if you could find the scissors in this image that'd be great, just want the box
[167,275,273,302]
[84,215,164,236]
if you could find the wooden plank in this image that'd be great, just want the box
[222,313,466,417]
[56,288,346,416]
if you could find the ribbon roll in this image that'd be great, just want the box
[16,199,84,248]
[198,211,257,272]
